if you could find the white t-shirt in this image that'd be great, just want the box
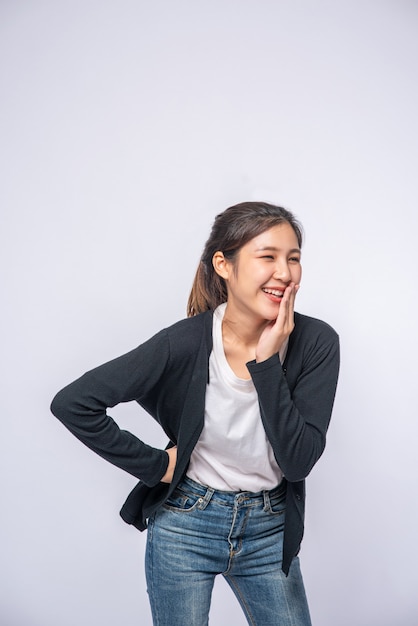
[187,303,285,492]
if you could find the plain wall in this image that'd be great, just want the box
[1,1,418,624]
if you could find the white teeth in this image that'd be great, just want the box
[263,288,283,297]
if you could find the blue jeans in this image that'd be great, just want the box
[145,476,311,626]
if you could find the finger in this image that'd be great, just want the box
[281,282,294,314]
[278,283,295,330]
[288,282,297,310]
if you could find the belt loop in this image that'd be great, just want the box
[262,490,270,512]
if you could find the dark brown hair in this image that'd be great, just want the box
[187,201,303,316]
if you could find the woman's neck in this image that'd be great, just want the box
[222,303,270,349]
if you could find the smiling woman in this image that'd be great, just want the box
[51,201,340,626]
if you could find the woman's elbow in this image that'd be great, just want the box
[282,442,326,482]
[50,387,74,423]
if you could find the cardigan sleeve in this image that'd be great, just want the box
[247,322,339,482]
[50,329,171,487]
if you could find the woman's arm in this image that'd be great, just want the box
[50,329,171,487]
[247,320,339,482]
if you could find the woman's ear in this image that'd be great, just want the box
[212,251,230,280]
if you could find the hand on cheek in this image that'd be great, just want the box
[255,283,299,363]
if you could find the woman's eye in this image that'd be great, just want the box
[261,255,274,260]
[289,257,300,263]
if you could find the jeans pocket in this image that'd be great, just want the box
[163,486,203,512]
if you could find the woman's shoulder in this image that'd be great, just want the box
[294,311,339,342]
[164,309,212,334]
[161,310,213,352]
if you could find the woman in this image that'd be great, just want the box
[51,202,339,625]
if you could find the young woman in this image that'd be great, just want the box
[51,202,339,626]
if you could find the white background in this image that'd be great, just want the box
[1,1,418,624]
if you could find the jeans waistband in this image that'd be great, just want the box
[179,475,287,508]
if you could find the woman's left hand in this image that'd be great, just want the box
[160,446,177,483]
[255,282,299,363]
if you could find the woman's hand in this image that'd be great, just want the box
[255,283,299,363]
[160,446,177,483]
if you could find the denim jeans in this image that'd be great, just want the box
[145,476,311,626]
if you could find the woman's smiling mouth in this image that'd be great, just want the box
[262,287,285,300]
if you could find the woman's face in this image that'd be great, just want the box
[220,222,302,323]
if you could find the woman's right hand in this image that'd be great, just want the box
[160,446,177,483]
[256,282,299,363]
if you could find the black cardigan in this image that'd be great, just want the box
[51,309,339,575]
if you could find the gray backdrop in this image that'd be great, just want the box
[1,1,418,625]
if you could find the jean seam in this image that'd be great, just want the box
[224,574,257,626]
[225,504,251,572]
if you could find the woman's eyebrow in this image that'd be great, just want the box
[255,246,301,254]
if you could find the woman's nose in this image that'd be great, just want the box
[273,262,290,282]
